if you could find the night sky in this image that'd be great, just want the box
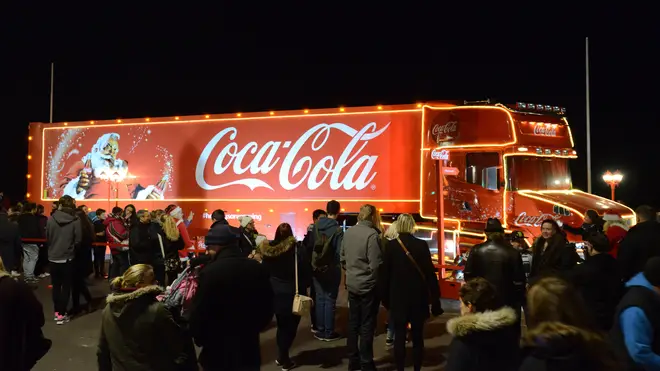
[4,8,658,208]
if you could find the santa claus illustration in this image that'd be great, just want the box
[61,133,165,200]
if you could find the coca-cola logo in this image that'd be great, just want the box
[533,125,557,137]
[431,120,458,143]
[513,211,562,227]
[195,122,390,191]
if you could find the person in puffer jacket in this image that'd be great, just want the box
[104,207,129,280]
[602,211,628,259]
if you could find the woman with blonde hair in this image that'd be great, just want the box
[381,213,442,371]
[519,277,622,371]
[158,214,184,285]
[98,264,189,371]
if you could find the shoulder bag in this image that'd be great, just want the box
[292,244,314,316]
[396,237,432,299]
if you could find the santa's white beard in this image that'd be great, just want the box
[90,152,114,178]
[170,207,183,220]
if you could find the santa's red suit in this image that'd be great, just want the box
[603,212,628,258]
[167,206,194,259]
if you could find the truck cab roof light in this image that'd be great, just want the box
[515,102,566,116]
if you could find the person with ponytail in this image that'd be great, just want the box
[98,264,189,371]
[164,205,193,262]
[158,213,184,285]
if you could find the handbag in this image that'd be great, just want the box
[396,237,432,298]
[158,234,181,272]
[292,244,313,316]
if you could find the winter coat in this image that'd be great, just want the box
[129,222,160,265]
[464,237,526,307]
[173,218,193,258]
[46,208,82,262]
[340,220,382,295]
[566,253,622,332]
[104,214,128,255]
[618,220,660,281]
[0,273,50,371]
[563,222,603,239]
[445,306,519,371]
[238,226,257,257]
[0,212,21,271]
[93,219,106,243]
[17,213,44,241]
[381,233,441,322]
[260,236,311,314]
[97,285,188,371]
[189,245,274,371]
[529,234,580,284]
[520,322,622,371]
[605,221,628,259]
[74,218,94,278]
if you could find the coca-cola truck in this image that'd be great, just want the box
[27,102,634,264]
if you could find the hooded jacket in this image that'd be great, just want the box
[104,214,128,254]
[0,212,21,271]
[97,285,188,371]
[618,220,660,281]
[260,236,311,314]
[46,209,81,262]
[445,306,520,371]
[17,213,44,241]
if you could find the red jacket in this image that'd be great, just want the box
[174,218,193,258]
[104,215,128,254]
[606,223,628,258]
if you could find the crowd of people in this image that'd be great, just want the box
[1,194,660,371]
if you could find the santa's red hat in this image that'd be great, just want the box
[603,211,623,221]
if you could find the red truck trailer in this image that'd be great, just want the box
[27,102,635,295]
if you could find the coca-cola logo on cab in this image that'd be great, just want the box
[195,122,390,192]
[431,120,458,143]
[513,211,562,227]
[533,125,558,137]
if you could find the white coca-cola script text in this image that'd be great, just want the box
[432,121,458,142]
[533,125,557,136]
[195,122,390,191]
[513,211,561,227]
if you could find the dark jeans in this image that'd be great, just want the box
[93,245,106,276]
[51,261,74,314]
[313,267,340,337]
[347,289,379,371]
[393,315,425,371]
[310,283,317,330]
[72,273,92,310]
[275,312,301,364]
[109,251,130,280]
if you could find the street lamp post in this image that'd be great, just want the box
[602,170,623,201]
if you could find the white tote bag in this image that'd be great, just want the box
[292,244,313,316]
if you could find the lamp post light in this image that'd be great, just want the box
[602,170,623,201]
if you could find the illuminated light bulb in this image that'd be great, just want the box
[90,121,94,125]
[417,103,422,108]
[339,107,345,112]
[26,193,31,198]
[205,114,210,119]
[236,113,242,117]
[304,208,309,211]
[175,116,180,120]
[236,209,240,212]
[304,109,309,114]
[269,209,274,213]
[341,208,346,212]
[64,122,68,126]
[270,111,275,116]
[204,208,208,212]
[554,179,560,185]
[26,174,32,179]
[379,208,384,212]
[145,118,150,122]
[117,119,122,123]
[377,105,383,110]
[565,178,570,184]
[28,136,33,141]
[27,155,32,160]
[517,147,528,152]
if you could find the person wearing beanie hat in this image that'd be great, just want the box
[610,257,660,370]
[237,216,257,258]
[602,211,629,259]
[188,222,274,371]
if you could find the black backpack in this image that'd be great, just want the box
[311,224,343,272]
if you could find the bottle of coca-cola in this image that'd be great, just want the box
[154,174,169,194]
[83,157,93,176]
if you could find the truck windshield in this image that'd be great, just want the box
[506,156,572,191]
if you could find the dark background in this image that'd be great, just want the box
[3,7,657,208]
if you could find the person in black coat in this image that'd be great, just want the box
[529,219,580,285]
[381,214,442,371]
[445,278,519,371]
[72,209,94,314]
[561,209,604,239]
[91,209,107,278]
[259,223,311,370]
[129,210,159,266]
[566,233,622,332]
[463,218,525,332]
[189,224,274,371]
[618,205,660,282]
[0,210,21,276]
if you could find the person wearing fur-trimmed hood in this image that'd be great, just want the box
[445,278,519,371]
[98,264,190,371]
[603,211,629,259]
[259,223,311,370]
